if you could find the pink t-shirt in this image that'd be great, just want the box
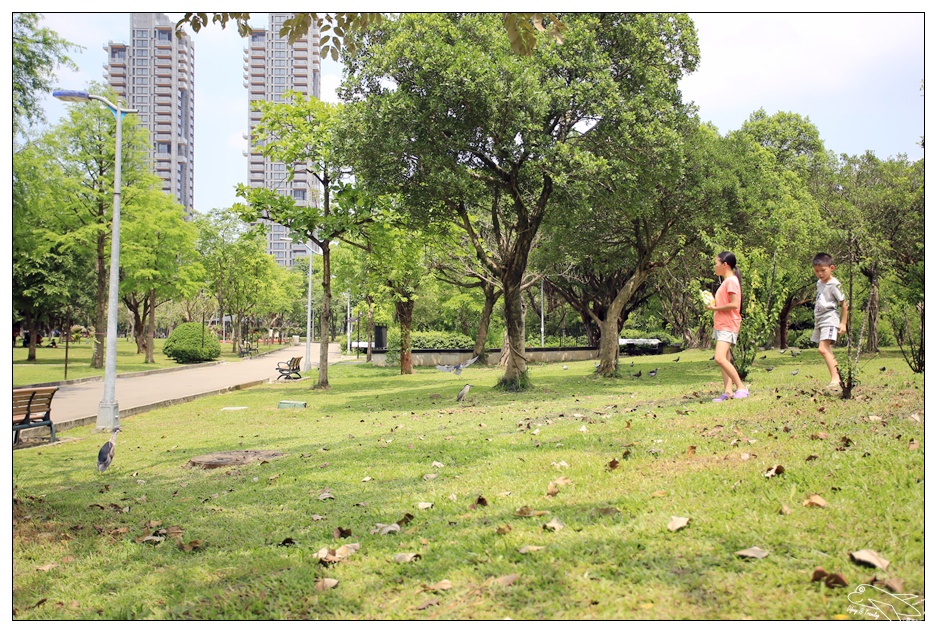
[713,275,742,333]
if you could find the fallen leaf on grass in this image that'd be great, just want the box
[317,491,335,501]
[315,543,360,564]
[686,445,696,457]
[667,516,690,532]
[469,496,488,510]
[780,505,792,515]
[546,482,560,497]
[60,555,75,564]
[518,545,545,554]
[592,507,621,517]
[551,460,569,469]
[416,598,439,610]
[431,461,445,468]
[849,549,890,570]
[371,523,400,535]
[425,580,452,592]
[516,506,549,517]
[394,552,421,563]
[705,425,724,436]
[649,490,667,498]
[496,524,513,535]
[495,574,519,587]
[805,455,819,462]
[607,458,620,471]
[868,415,883,422]
[136,535,165,545]
[882,577,904,593]
[417,502,434,510]
[810,432,829,440]
[909,439,919,451]
[311,514,325,522]
[909,413,921,423]
[144,519,162,529]
[764,464,785,479]
[178,539,204,552]
[579,425,588,433]
[361,476,373,482]
[423,473,438,481]
[543,518,564,532]
[497,491,512,497]
[35,563,58,572]
[333,527,352,539]
[315,578,339,591]
[803,494,827,508]
[735,546,769,559]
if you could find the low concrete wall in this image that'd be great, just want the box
[370,347,601,367]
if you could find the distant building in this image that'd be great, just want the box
[105,13,195,215]
[244,13,323,267]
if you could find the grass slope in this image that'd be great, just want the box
[12,349,924,620]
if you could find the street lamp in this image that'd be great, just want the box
[281,236,314,371]
[54,89,137,432]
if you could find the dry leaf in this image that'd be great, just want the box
[543,518,564,532]
[179,539,204,552]
[868,415,883,422]
[824,572,848,588]
[431,461,445,468]
[144,519,162,529]
[371,523,400,535]
[423,473,438,481]
[667,516,690,532]
[883,577,905,593]
[496,574,519,586]
[686,445,696,457]
[315,578,339,591]
[518,545,545,554]
[803,494,827,508]
[805,455,819,462]
[35,563,58,572]
[592,507,621,516]
[705,425,724,436]
[394,552,421,563]
[909,439,919,451]
[426,580,452,591]
[60,555,75,564]
[811,432,829,440]
[546,482,560,497]
[607,458,620,470]
[515,506,549,517]
[578,425,588,433]
[811,567,828,582]
[496,524,513,535]
[552,460,569,469]
[849,549,890,570]
[361,476,373,482]
[780,504,792,515]
[764,464,786,479]
[416,598,440,610]
[649,490,667,498]
[318,491,335,501]
[417,502,434,510]
[448,494,457,502]
[497,491,512,497]
[735,546,769,559]
[311,514,325,522]
[909,413,921,423]
[333,527,352,539]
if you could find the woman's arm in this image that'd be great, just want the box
[706,292,740,312]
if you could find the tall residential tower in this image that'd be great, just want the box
[105,13,195,214]
[244,13,323,266]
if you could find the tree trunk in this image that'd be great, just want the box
[776,296,793,349]
[596,315,621,375]
[396,297,414,375]
[317,243,331,388]
[26,314,37,362]
[473,284,501,364]
[366,296,374,363]
[145,288,156,363]
[866,273,880,352]
[497,278,528,388]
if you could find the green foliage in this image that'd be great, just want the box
[619,329,681,347]
[388,329,474,351]
[889,302,924,373]
[163,321,221,363]
[13,13,79,133]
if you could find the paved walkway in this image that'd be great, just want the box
[38,343,344,435]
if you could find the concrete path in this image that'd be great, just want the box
[40,343,344,434]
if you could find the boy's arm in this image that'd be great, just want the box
[839,300,849,333]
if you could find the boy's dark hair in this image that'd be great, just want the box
[812,253,834,266]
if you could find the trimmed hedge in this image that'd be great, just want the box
[163,322,221,363]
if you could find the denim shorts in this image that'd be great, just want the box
[713,329,738,345]
[811,326,838,343]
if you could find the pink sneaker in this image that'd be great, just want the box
[712,393,731,403]
[733,389,749,399]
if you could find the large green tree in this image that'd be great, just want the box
[13,12,79,134]
[340,12,699,389]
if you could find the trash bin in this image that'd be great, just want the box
[374,325,388,350]
[292,335,300,345]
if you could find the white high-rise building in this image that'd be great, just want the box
[244,13,322,266]
[105,13,195,214]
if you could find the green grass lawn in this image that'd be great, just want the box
[12,339,290,387]
[12,348,923,620]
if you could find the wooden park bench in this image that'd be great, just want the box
[238,341,259,358]
[276,357,303,380]
[13,386,58,444]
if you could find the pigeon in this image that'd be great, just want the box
[563,365,568,370]
[456,384,472,402]
[791,370,799,376]
[648,368,658,377]
[790,348,801,357]
[632,370,642,378]
[436,356,479,376]
[765,366,774,372]
[630,361,634,367]
[760,355,767,360]
[779,349,787,354]
[673,356,680,362]
[880,366,886,372]
[709,356,715,361]
[97,428,121,473]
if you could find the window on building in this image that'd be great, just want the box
[111,48,126,60]
[134,77,149,85]
[157,29,172,41]
[293,189,306,201]
[135,29,148,37]
[251,33,265,43]
[157,142,171,154]
[135,58,149,66]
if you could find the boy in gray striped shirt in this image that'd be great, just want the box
[812,253,849,391]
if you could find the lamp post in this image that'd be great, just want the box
[54,90,137,432]
[346,290,352,355]
[281,237,315,372]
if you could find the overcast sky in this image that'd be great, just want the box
[29,11,926,215]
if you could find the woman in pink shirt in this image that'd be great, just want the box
[705,251,748,401]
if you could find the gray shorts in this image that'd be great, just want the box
[713,329,738,345]
[812,326,838,343]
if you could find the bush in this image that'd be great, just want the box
[619,329,680,346]
[163,322,221,363]
[387,329,474,351]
